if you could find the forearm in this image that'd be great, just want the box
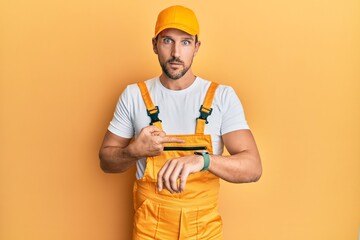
[208,151,262,183]
[99,145,138,173]
[155,130,262,193]
[99,127,185,174]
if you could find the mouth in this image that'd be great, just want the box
[168,58,183,64]
[168,61,183,67]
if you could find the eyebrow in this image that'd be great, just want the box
[182,37,194,41]
[161,35,194,41]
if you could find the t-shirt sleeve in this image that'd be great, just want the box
[108,86,135,138]
[220,86,250,135]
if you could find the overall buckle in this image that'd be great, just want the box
[197,105,213,124]
[147,106,162,125]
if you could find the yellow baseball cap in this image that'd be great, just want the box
[154,5,200,37]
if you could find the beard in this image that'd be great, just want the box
[160,57,192,80]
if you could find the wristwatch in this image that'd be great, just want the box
[194,151,210,171]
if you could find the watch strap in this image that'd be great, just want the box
[194,151,210,171]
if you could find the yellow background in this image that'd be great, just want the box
[1,0,359,239]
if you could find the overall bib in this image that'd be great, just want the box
[133,82,223,240]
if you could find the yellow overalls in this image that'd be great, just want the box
[133,81,223,240]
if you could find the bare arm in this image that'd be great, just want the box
[208,129,262,183]
[157,129,262,192]
[99,126,185,173]
[99,131,135,173]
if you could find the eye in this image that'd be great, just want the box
[163,38,173,44]
[182,40,191,46]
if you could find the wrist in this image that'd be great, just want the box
[194,151,210,171]
[126,142,140,159]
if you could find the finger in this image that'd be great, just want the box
[162,160,178,193]
[158,131,166,137]
[146,125,162,134]
[157,160,170,192]
[151,130,166,137]
[179,168,190,193]
[160,136,185,144]
[169,163,183,193]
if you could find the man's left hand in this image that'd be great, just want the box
[157,155,205,193]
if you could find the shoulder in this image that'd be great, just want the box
[216,84,238,101]
[196,77,237,99]
[126,78,156,90]
[195,77,214,90]
[122,77,157,97]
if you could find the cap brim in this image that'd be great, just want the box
[155,23,198,37]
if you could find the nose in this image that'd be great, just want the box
[171,43,180,59]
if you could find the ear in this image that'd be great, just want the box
[152,38,158,54]
[194,41,201,56]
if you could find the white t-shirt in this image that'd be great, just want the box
[108,77,249,179]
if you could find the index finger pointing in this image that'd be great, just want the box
[160,137,185,144]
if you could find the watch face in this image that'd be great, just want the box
[194,151,209,156]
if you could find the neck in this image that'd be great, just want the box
[159,70,197,90]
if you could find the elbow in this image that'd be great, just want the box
[246,156,262,183]
[247,162,262,183]
[100,161,117,173]
[98,151,108,172]
[99,151,125,174]
[236,169,262,183]
[234,162,262,183]
[99,159,126,173]
[250,166,262,182]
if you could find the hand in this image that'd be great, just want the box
[129,126,184,158]
[157,154,204,193]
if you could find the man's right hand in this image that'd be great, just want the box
[128,126,185,158]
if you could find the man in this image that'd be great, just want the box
[99,5,262,240]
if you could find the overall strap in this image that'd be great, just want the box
[196,82,219,134]
[137,82,163,129]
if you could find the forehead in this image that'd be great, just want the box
[158,28,195,39]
